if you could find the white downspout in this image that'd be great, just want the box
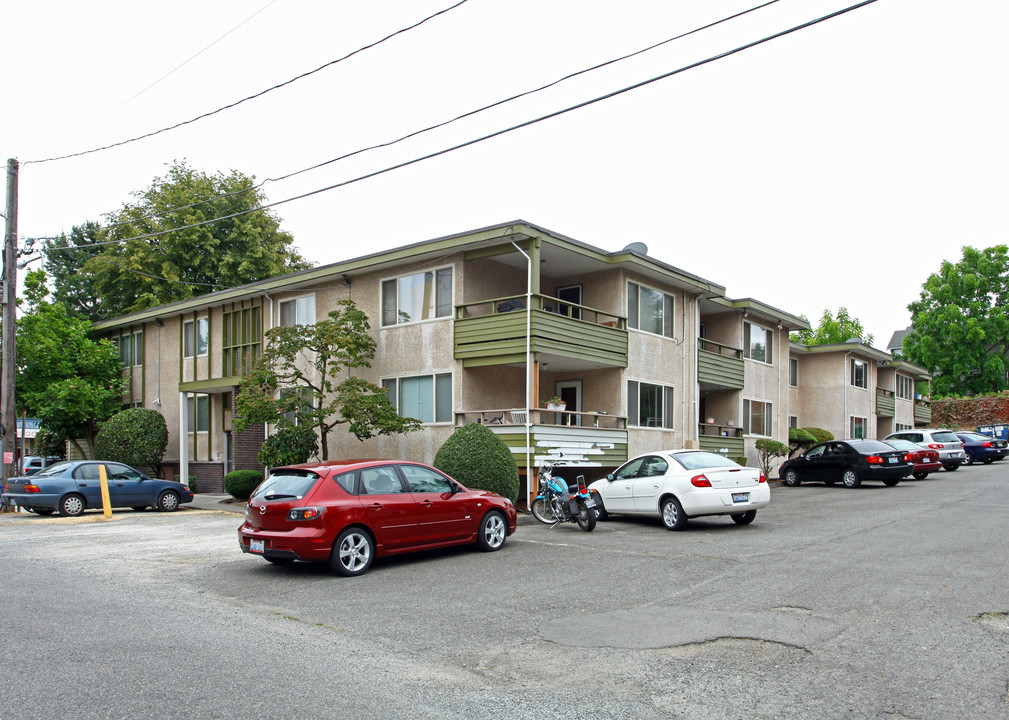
[179,391,188,484]
[511,242,532,497]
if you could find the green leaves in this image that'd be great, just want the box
[792,307,873,346]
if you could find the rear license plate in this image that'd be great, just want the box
[888,457,897,463]
[250,539,265,554]
[583,498,596,508]
[731,492,748,503]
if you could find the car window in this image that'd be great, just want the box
[614,458,646,479]
[252,471,318,500]
[361,466,405,495]
[106,463,143,482]
[74,464,102,482]
[333,470,358,495]
[931,431,959,443]
[670,452,739,471]
[399,465,453,493]
[805,445,826,458]
[33,461,72,478]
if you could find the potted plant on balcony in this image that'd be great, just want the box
[544,396,566,411]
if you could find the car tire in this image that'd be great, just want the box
[59,494,85,517]
[660,496,687,531]
[942,463,959,472]
[912,471,928,480]
[731,510,757,525]
[592,493,609,520]
[883,479,900,487]
[131,506,149,511]
[330,528,374,576]
[841,468,861,488]
[157,491,180,512]
[33,508,54,516]
[476,511,508,551]
[963,452,974,466]
[782,468,801,487]
[982,458,994,464]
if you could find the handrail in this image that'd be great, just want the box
[698,338,743,358]
[455,407,627,430]
[456,293,626,327]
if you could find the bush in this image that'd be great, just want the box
[224,469,264,500]
[754,438,789,477]
[802,427,834,444]
[34,428,66,460]
[258,424,318,469]
[788,427,818,457]
[433,423,519,503]
[94,408,169,476]
[188,476,198,493]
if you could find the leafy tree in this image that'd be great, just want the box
[792,307,873,346]
[33,428,66,459]
[43,160,312,321]
[258,424,319,469]
[754,438,788,477]
[433,423,520,503]
[233,299,420,460]
[15,270,124,459]
[903,245,1009,396]
[94,408,169,476]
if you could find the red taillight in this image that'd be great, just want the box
[982,441,993,448]
[928,443,943,449]
[24,484,41,493]
[903,453,911,462]
[578,484,588,494]
[287,507,323,521]
[758,472,766,483]
[691,474,711,487]
[866,455,884,464]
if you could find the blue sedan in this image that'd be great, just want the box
[956,432,1009,465]
[1,461,194,516]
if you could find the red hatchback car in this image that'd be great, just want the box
[238,459,517,576]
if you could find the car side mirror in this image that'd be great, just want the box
[606,473,615,481]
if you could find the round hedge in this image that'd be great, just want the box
[94,408,168,474]
[433,422,519,503]
[802,427,834,443]
[224,469,265,500]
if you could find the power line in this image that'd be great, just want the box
[50,0,876,251]
[24,0,471,166]
[39,0,783,248]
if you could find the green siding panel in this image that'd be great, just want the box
[697,348,745,389]
[876,393,895,418]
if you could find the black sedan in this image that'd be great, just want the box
[779,439,912,488]
[955,432,1009,465]
[1,461,193,516]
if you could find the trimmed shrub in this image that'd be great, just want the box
[224,469,264,500]
[788,427,818,457]
[754,438,789,477]
[433,423,519,503]
[94,408,169,476]
[258,424,318,469]
[802,427,834,444]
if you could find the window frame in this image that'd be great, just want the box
[381,372,453,424]
[279,295,316,327]
[627,380,674,429]
[743,398,773,437]
[380,267,453,327]
[187,394,210,433]
[850,416,867,439]
[627,282,674,338]
[744,321,773,365]
[788,357,798,387]
[896,374,913,400]
[850,358,868,389]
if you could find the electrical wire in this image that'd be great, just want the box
[38,0,783,248]
[24,0,471,165]
[44,0,877,251]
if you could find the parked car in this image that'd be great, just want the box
[779,439,912,488]
[955,432,1009,465]
[18,455,62,476]
[587,450,769,530]
[1,461,193,516]
[880,438,942,479]
[237,459,517,576]
[882,429,965,471]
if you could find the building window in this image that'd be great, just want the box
[627,381,674,429]
[744,322,773,364]
[895,423,912,431]
[896,374,913,400]
[850,416,867,439]
[382,373,452,423]
[789,358,798,387]
[743,399,772,437]
[851,358,868,389]
[381,268,453,326]
[223,305,262,376]
[187,395,210,433]
[132,331,143,366]
[183,317,209,358]
[627,282,674,338]
[788,415,798,430]
[280,296,315,327]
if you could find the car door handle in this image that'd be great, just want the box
[419,500,433,507]
[368,503,384,509]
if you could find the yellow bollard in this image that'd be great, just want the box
[98,464,113,518]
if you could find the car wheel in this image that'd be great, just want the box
[883,479,900,487]
[782,468,801,487]
[841,469,861,488]
[592,493,609,520]
[330,528,374,576]
[157,491,180,512]
[963,452,974,466]
[912,472,928,480]
[59,494,85,517]
[943,463,959,472]
[660,497,687,531]
[476,511,508,551]
[731,510,756,525]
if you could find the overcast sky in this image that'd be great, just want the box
[3,0,1006,347]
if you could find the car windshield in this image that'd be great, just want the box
[852,440,898,454]
[31,461,72,477]
[931,431,960,443]
[251,471,319,500]
[958,433,987,441]
[670,451,741,471]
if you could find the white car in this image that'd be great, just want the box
[588,450,770,530]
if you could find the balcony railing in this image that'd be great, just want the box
[697,423,745,463]
[914,402,932,426]
[698,339,744,390]
[876,388,895,418]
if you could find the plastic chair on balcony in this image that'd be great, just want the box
[510,411,527,425]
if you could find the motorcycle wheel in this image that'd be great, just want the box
[575,501,597,532]
[530,497,558,525]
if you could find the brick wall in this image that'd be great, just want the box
[234,423,266,471]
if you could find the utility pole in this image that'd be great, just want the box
[2,158,18,498]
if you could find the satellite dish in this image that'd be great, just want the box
[623,242,648,255]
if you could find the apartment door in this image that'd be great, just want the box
[556,285,582,319]
[556,380,582,426]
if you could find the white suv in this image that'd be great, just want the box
[883,429,965,471]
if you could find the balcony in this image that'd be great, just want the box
[698,339,744,391]
[456,408,628,469]
[876,388,895,418]
[454,294,627,369]
[914,402,932,426]
[698,423,745,463]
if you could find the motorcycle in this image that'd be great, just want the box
[529,457,596,531]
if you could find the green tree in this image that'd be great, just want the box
[258,424,319,469]
[94,408,169,476]
[433,423,520,503]
[792,307,873,346]
[16,270,125,459]
[233,299,420,460]
[43,160,312,321]
[754,438,788,478]
[903,245,1009,396]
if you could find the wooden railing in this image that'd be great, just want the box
[455,293,625,328]
[456,408,627,429]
